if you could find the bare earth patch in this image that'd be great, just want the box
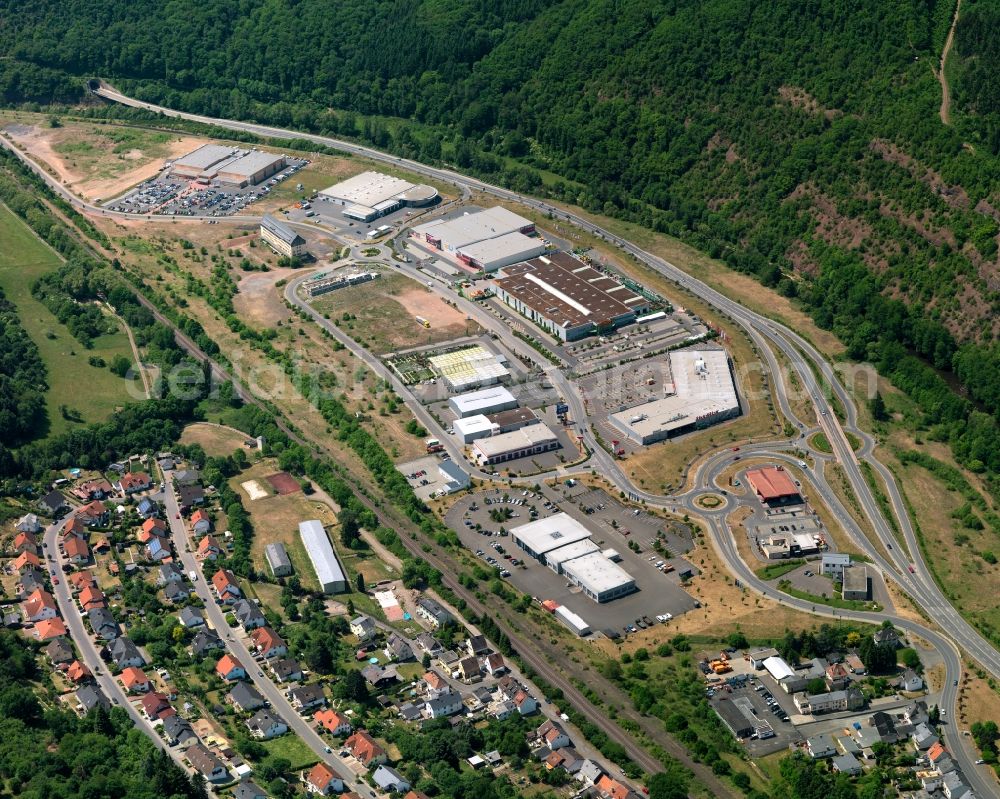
[395,287,470,328]
[234,268,298,327]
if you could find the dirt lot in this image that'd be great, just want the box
[233,268,298,327]
[310,270,484,354]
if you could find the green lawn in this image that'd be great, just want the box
[0,202,136,436]
[755,558,806,580]
[261,733,320,770]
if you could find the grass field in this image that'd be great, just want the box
[261,733,319,770]
[755,559,806,580]
[0,202,135,436]
[179,422,250,457]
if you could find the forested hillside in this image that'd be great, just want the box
[2,0,1000,477]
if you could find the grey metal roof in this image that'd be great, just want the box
[298,520,346,590]
[265,542,291,571]
[261,214,304,246]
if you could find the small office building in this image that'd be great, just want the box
[260,215,306,258]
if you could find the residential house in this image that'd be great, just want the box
[372,765,410,794]
[139,518,168,543]
[228,682,265,713]
[824,662,849,690]
[384,633,414,663]
[216,654,246,682]
[198,535,222,560]
[806,735,838,759]
[233,781,268,799]
[315,709,352,736]
[361,664,399,687]
[458,655,481,683]
[911,722,939,751]
[68,570,97,592]
[177,485,205,509]
[163,715,199,748]
[831,753,862,776]
[135,497,159,518]
[345,730,387,768]
[13,530,38,553]
[15,513,41,534]
[467,635,490,656]
[33,617,68,640]
[941,772,971,799]
[576,759,605,787]
[349,615,376,641]
[425,690,464,719]
[869,711,899,743]
[145,536,170,562]
[289,684,326,711]
[436,649,460,673]
[246,709,288,740]
[78,585,106,612]
[423,670,447,693]
[537,720,571,750]
[546,747,583,773]
[115,472,152,495]
[595,775,632,799]
[22,588,58,622]
[121,666,152,693]
[157,563,185,586]
[12,551,41,572]
[110,637,146,668]
[190,509,212,535]
[900,669,923,692]
[140,691,175,721]
[178,606,204,628]
[416,596,454,628]
[514,690,538,715]
[305,762,345,796]
[165,582,192,606]
[250,626,287,659]
[927,741,956,773]
[45,638,75,665]
[64,535,90,565]
[88,607,120,641]
[845,654,866,674]
[61,517,87,540]
[38,490,68,516]
[76,685,111,714]
[77,500,109,527]
[234,599,267,630]
[484,653,508,676]
[66,660,92,684]
[270,658,303,683]
[489,699,516,720]
[414,632,442,655]
[173,469,200,487]
[186,743,229,783]
[211,569,241,604]
[873,626,901,648]
[189,628,224,658]
[73,478,113,501]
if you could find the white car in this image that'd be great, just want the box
[655,613,673,622]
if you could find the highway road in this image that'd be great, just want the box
[42,515,207,787]
[10,84,998,792]
[159,471,378,799]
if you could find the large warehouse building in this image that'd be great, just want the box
[452,415,498,444]
[472,424,559,465]
[510,514,594,562]
[411,207,538,270]
[429,345,509,392]
[562,552,636,603]
[170,144,285,186]
[610,348,741,444]
[260,215,306,258]
[492,252,649,341]
[319,171,438,222]
[449,386,518,418]
[298,520,347,594]
[745,466,801,506]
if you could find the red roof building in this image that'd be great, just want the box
[66,660,92,683]
[197,535,222,560]
[140,691,174,720]
[13,531,37,553]
[315,709,352,736]
[745,466,800,504]
[139,518,168,543]
[305,762,342,795]
[78,585,106,611]
[344,730,387,767]
[69,571,97,592]
[117,472,152,494]
[250,626,287,658]
[211,569,241,602]
[34,618,68,640]
[22,588,58,621]
[77,500,108,526]
[64,536,90,564]
[216,654,246,681]
[12,551,41,571]
[121,666,151,693]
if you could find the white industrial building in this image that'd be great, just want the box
[762,656,796,683]
[455,232,547,273]
[319,171,437,222]
[554,606,591,636]
[544,539,600,574]
[170,144,285,186]
[453,415,498,443]
[562,552,636,603]
[260,215,306,258]
[510,513,593,562]
[429,345,509,392]
[264,543,292,578]
[449,386,518,418]
[821,553,851,576]
[171,144,240,179]
[298,520,347,594]
[610,348,740,444]
[411,207,536,260]
[472,424,559,465]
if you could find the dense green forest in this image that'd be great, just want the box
[1,0,1000,487]
[0,287,47,445]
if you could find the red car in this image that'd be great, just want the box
[908,564,915,573]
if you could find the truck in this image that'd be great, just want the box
[425,438,444,454]
[188,570,197,582]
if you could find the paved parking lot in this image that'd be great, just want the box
[105,157,308,216]
[710,678,803,756]
[396,455,450,500]
[286,194,428,240]
[444,485,699,635]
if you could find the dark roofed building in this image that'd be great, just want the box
[260,215,306,258]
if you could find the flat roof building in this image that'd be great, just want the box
[298,520,346,594]
[746,466,801,505]
[821,553,851,576]
[260,215,306,259]
[544,539,601,574]
[472,423,559,465]
[216,150,286,187]
[429,345,509,392]
[561,552,637,603]
[455,232,546,273]
[492,252,648,341]
[265,543,292,578]
[842,566,870,601]
[510,513,592,561]
[449,386,518,418]
[487,407,539,434]
[412,207,535,253]
[319,171,437,222]
[453,415,498,444]
[610,349,741,444]
[437,460,470,494]
[715,699,754,739]
[171,144,240,178]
